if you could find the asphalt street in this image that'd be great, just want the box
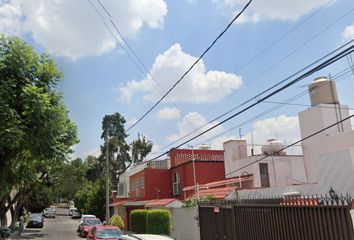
[13,207,83,240]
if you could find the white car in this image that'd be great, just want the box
[43,208,56,218]
[68,206,77,216]
[118,234,175,240]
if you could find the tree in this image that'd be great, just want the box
[131,134,153,165]
[56,158,88,201]
[98,113,131,183]
[0,35,78,226]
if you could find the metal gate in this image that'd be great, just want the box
[198,195,354,240]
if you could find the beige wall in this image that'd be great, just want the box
[171,208,200,240]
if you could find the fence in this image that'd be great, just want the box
[198,195,354,240]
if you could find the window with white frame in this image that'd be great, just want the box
[172,172,180,195]
[141,176,144,189]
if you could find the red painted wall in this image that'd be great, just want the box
[129,168,171,200]
[144,168,171,200]
[170,161,225,200]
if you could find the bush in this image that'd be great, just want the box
[109,214,124,229]
[130,210,149,234]
[146,209,171,236]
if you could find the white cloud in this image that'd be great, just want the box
[119,43,243,103]
[0,0,167,59]
[156,107,180,120]
[214,0,332,23]
[167,112,224,145]
[209,115,301,154]
[126,117,138,127]
[146,144,161,160]
[342,21,354,41]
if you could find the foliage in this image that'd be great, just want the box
[109,214,124,229]
[56,158,88,201]
[74,177,108,219]
[146,209,171,236]
[0,35,78,223]
[25,184,54,213]
[182,195,215,208]
[131,134,153,165]
[130,209,149,234]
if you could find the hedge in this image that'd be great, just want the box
[146,209,171,236]
[130,210,149,233]
[109,214,124,229]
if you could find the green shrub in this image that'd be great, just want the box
[109,214,124,229]
[146,209,171,236]
[130,209,149,233]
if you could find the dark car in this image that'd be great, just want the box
[79,218,102,238]
[27,214,44,228]
[87,225,122,240]
[71,210,82,219]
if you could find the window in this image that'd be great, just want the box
[141,176,144,189]
[172,172,180,195]
[259,163,270,187]
[135,179,139,197]
[130,180,134,192]
[118,182,124,195]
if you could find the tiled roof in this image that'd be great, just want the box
[145,198,181,207]
[192,187,236,200]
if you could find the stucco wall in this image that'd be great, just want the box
[171,207,200,240]
[225,154,307,188]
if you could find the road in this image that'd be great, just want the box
[17,207,83,240]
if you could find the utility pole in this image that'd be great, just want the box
[105,131,110,224]
[188,145,198,198]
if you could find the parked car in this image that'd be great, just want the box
[77,215,97,232]
[69,206,77,216]
[79,218,102,238]
[118,235,175,240]
[43,207,56,218]
[87,225,123,240]
[71,210,82,219]
[27,214,44,228]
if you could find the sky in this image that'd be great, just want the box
[1,0,354,159]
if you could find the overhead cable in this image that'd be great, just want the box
[126,0,253,131]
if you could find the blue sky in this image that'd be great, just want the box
[1,0,354,159]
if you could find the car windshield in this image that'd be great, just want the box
[29,215,42,220]
[96,229,122,238]
[85,219,101,226]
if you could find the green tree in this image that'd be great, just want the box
[131,134,153,165]
[56,158,88,201]
[0,35,78,226]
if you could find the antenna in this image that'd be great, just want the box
[251,130,254,156]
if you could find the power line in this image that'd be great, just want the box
[192,70,352,148]
[157,40,354,151]
[164,5,354,137]
[225,113,354,177]
[126,0,253,132]
[149,41,354,160]
[87,0,180,112]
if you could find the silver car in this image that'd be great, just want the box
[43,208,55,218]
